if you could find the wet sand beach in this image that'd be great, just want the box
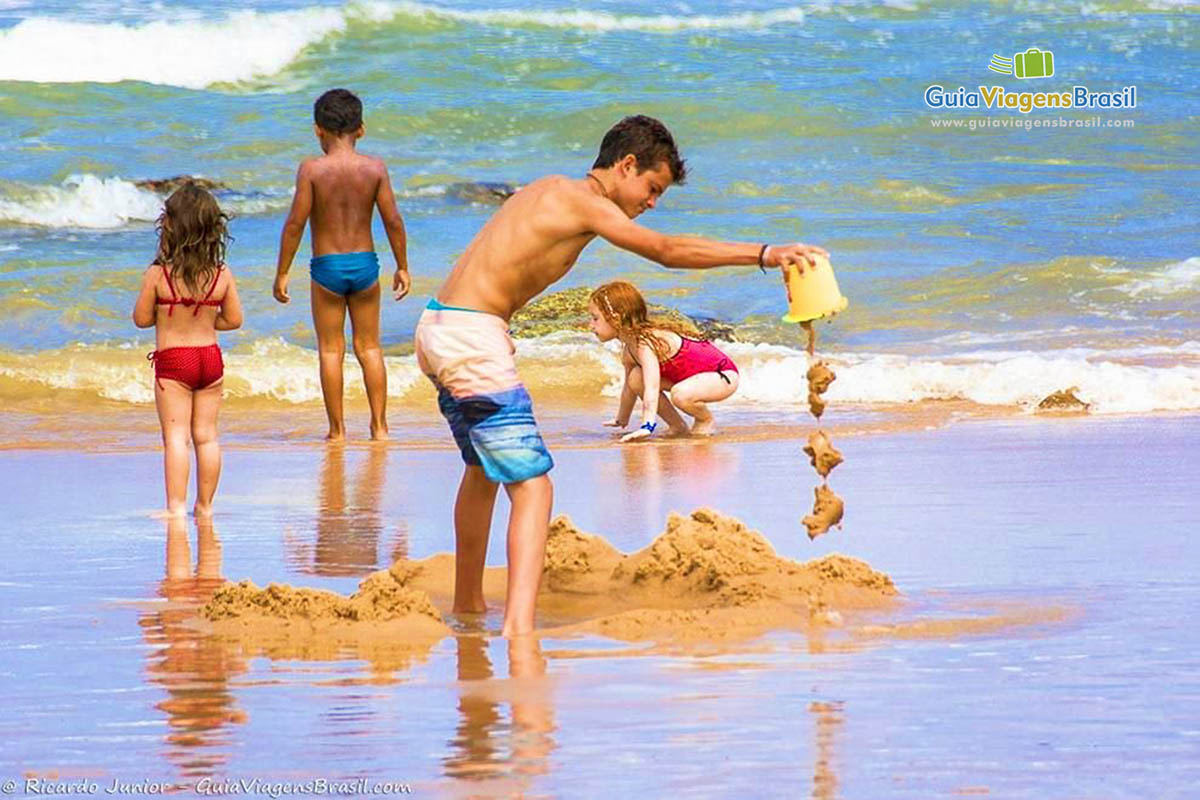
[2,413,1198,797]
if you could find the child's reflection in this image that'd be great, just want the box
[290,444,407,576]
[442,635,556,788]
[613,440,736,537]
[141,517,246,779]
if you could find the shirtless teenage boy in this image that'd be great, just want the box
[417,114,827,637]
[273,88,411,440]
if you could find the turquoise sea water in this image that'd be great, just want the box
[0,0,1197,416]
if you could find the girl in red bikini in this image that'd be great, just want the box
[133,184,243,517]
[588,281,739,441]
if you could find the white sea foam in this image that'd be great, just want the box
[3,336,1198,414]
[1116,257,1200,299]
[0,176,291,229]
[0,175,163,229]
[725,346,1200,414]
[387,0,807,31]
[0,8,351,88]
[0,337,424,404]
[585,338,1200,415]
[0,2,807,87]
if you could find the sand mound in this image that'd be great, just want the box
[200,561,452,655]
[199,508,897,648]
[539,508,897,642]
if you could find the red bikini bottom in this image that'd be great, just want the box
[149,344,224,391]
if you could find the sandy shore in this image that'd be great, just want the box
[3,413,1197,796]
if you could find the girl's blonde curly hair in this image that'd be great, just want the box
[590,281,699,362]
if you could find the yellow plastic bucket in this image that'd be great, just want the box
[781,254,849,323]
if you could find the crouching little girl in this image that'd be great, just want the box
[587,281,738,441]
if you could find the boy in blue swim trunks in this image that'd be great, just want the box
[422,115,826,637]
[273,88,411,440]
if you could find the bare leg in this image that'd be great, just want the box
[507,634,553,777]
[165,516,191,581]
[669,371,740,436]
[347,281,389,440]
[454,465,500,614]
[626,365,688,435]
[500,474,553,637]
[155,379,194,517]
[190,379,223,518]
[311,280,348,441]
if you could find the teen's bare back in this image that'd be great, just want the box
[438,175,601,318]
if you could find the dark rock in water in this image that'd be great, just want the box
[509,287,593,338]
[509,287,736,341]
[446,182,518,204]
[690,317,739,342]
[1036,386,1090,413]
[136,175,227,193]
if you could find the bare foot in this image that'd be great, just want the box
[193,502,214,519]
[325,429,345,442]
[165,505,187,519]
[369,423,389,441]
[690,417,716,436]
[665,425,690,437]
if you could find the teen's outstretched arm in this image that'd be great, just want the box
[585,193,828,279]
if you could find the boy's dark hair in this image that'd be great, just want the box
[592,115,687,185]
[314,88,363,134]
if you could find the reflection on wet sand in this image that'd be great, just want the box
[285,444,409,577]
[616,441,739,537]
[443,635,556,792]
[810,700,843,800]
[139,517,246,779]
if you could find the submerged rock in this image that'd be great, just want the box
[446,181,519,204]
[1036,386,1090,413]
[136,175,227,193]
[508,287,735,340]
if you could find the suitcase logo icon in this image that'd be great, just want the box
[988,48,1055,79]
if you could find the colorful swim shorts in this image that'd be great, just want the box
[310,251,379,296]
[414,301,553,484]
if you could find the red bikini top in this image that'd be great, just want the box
[156,264,224,316]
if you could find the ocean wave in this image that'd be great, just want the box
[0,175,163,229]
[0,2,807,88]
[0,7,357,88]
[0,175,291,229]
[3,336,1198,415]
[387,1,808,31]
[1113,257,1200,299]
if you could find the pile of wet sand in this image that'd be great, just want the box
[201,508,897,646]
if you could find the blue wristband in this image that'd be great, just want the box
[640,421,657,434]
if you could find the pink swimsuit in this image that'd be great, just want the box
[658,337,738,385]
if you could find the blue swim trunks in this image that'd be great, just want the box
[310,251,379,295]
[414,306,553,484]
